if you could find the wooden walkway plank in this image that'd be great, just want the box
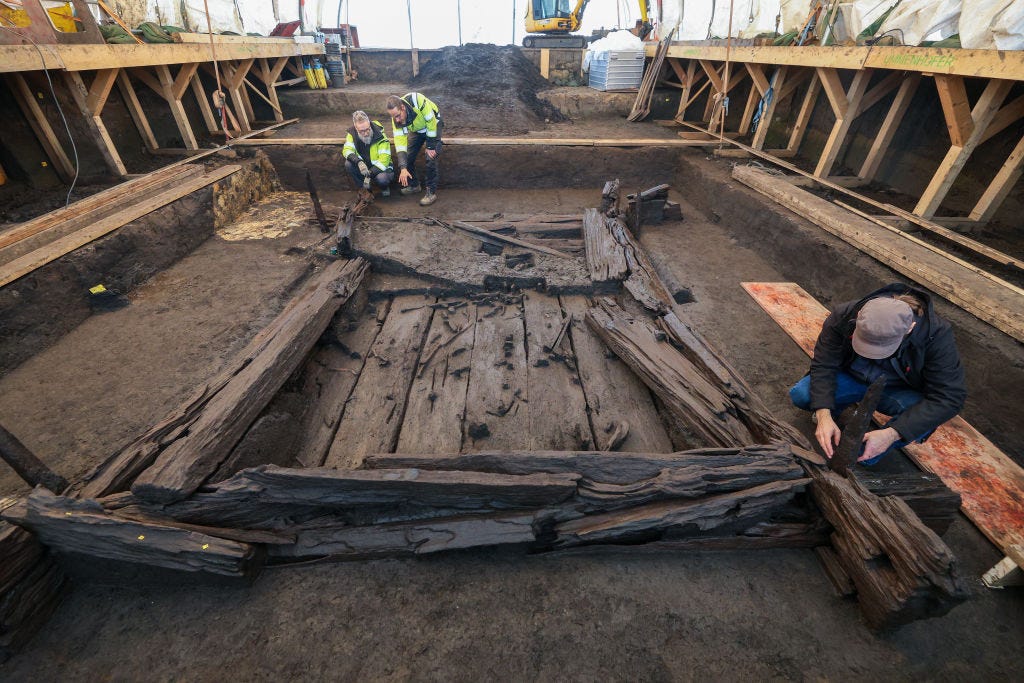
[523,293,594,451]
[396,299,477,454]
[323,296,434,469]
[463,297,529,451]
[561,296,673,453]
[742,281,1024,580]
[295,300,390,468]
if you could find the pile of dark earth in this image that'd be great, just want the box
[411,43,569,134]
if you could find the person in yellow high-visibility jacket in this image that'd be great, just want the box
[385,92,442,206]
[342,111,394,196]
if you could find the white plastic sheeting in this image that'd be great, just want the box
[960,0,1024,49]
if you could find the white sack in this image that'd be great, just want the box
[878,0,960,45]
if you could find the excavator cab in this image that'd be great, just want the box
[523,0,652,49]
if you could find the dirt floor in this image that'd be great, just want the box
[2,176,1023,679]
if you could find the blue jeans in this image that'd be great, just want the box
[344,160,394,190]
[789,372,933,464]
[405,130,442,193]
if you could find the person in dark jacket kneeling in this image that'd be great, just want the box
[789,283,966,465]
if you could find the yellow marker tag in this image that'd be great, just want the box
[201,544,209,550]
[41,161,48,167]
[65,511,72,516]
[137,534,145,541]
[89,284,107,294]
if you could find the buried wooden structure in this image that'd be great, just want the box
[1,40,321,177]
[648,43,1024,227]
[0,183,976,653]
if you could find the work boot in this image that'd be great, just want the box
[400,183,421,196]
[419,191,437,206]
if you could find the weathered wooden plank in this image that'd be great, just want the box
[586,298,755,448]
[606,217,675,313]
[3,489,259,578]
[811,469,968,630]
[0,522,43,597]
[324,295,434,469]
[396,299,476,454]
[270,511,539,560]
[582,208,628,282]
[554,478,809,547]
[0,554,66,658]
[294,300,388,467]
[463,297,529,451]
[132,259,369,503]
[523,293,594,450]
[364,443,797,480]
[561,296,673,453]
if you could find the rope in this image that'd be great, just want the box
[202,0,232,139]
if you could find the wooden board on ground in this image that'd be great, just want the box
[523,293,594,450]
[295,300,388,467]
[731,165,1024,343]
[742,280,1024,581]
[561,296,673,453]
[463,297,529,451]
[396,299,477,454]
[323,295,433,469]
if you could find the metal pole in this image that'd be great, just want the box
[511,0,516,46]
[407,0,414,50]
[458,0,463,46]
[0,423,68,493]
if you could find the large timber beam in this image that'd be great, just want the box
[5,73,76,182]
[858,74,921,182]
[62,70,127,176]
[814,67,872,177]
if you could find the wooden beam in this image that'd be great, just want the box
[815,67,849,117]
[189,72,219,133]
[62,71,127,177]
[774,67,811,102]
[739,83,760,136]
[85,68,119,116]
[0,166,238,288]
[786,71,821,155]
[914,78,1015,218]
[116,70,158,151]
[674,60,700,121]
[979,94,1024,145]
[171,62,199,101]
[815,68,872,177]
[751,67,788,150]
[858,73,921,182]
[934,75,974,147]
[154,64,198,151]
[746,63,770,97]
[858,70,903,114]
[699,60,724,93]
[539,48,550,79]
[969,133,1024,223]
[221,59,255,133]
[5,74,76,183]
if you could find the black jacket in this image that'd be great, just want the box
[809,283,966,440]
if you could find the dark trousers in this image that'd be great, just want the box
[344,160,394,189]
[789,371,934,464]
[406,127,443,193]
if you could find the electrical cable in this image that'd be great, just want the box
[0,22,81,208]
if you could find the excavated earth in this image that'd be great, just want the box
[1,119,1023,678]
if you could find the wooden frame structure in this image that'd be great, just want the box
[1,42,322,177]
[653,44,1024,225]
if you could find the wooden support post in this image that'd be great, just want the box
[674,60,699,122]
[411,48,420,78]
[154,64,199,150]
[914,78,1015,218]
[979,94,1024,145]
[222,58,255,133]
[785,71,821,155]
[934,75,974,147]
[190,71,219,133]
[5,73,76,182]
[85,68,118,115]
[739,82,760,136]
[751,66,788,150]
[746,63,770,98]
[540,48,550,79]
[814,68,871,177]
[62,71,127,177]
[775,67,811,102]
[858,73,920,182]
[968,133,1024,223]
[254,57,287,122]
[116,70,158,151]
[858,71,903,114]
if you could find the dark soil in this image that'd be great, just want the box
[412,44,569,134]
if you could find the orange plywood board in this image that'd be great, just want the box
[742,281,1024,560]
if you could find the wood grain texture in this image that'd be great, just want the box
[324,295,434,469]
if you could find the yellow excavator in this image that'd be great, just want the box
[523,0,653,48]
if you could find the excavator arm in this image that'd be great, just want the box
[523,0,652,48]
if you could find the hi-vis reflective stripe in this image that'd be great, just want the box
[373,159,388,171]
